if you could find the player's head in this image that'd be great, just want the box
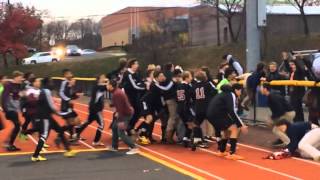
[268,62,278,73]
[118,58,128,70]
[182,71,192,83]
[42,77,54,90]
[107,79,118,92]
[96,74,107,84]
[30,77,42,89]
[24,72,35,81]
[225,67,236,81]
[128,58,139,71]
[12,71,24,84]
[194,70,207,82]
[154,70,166,83]
[173,69,183,82]
[62,69,73,79]
[232,83,242,97]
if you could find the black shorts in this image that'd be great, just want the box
[208,116,234,131]
[61,111,78,119]
[177,106,194,123]
[195,111,206,126]
[5,111,19,122]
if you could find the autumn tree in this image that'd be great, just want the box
[0,3,42,67]
[288,0,320,37]
[200,0,245,43]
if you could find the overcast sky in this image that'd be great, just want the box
[10,0,198,21]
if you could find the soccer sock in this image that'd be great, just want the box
[33,138,45,157]
[229,138,238,154]
[218,139,228,153]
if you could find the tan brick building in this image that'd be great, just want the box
[100,7,189,48]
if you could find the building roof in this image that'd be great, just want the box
[267,5,320,15]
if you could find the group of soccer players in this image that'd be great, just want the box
[2,52,319,162]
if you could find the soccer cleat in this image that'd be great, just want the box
[64,150,77,158]
[197,141,209,148]
[225,153,245,160]
[92,142,105,146]
[137,136,151,145]
[314,156,320,162]
[43,143,50,148]
[31,155,47,162]
[216,152,229,157]
[126,148,139,155]
[18,133,29,141]
[108,147,118,152]
[6,145,21,152]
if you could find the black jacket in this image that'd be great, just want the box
[36,89,57,119]
[207,85,244,127]
[59,80,78,112]
[192,80,217,113]
[121,69,145,98]
[267,92,293,120]
[89,85,107,113]
[266,71,286,96]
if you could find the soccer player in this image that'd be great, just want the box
[274,120,320,162]
[0,75,7,131]
[138,70,168,144]
[260,83,296,148]
[191,70,217,150]
[121,59,146,135]
[75,74,108,146]
[1,71,24,151]
[59,69,81,141]
[207,84,248,160]
[107,80,139,155]
[31,77,76,161]
[176,71,195,147]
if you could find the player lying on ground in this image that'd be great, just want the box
[266,120,320,162]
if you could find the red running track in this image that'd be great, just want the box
[0,100,319,180]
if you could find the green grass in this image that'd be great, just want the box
[1,34,320,78]
[0,56,121,78]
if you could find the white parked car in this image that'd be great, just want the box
[66,45,82,56]
[22,52,60,65]
[81,49,96,55]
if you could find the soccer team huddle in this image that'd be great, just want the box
[0,52,320,162]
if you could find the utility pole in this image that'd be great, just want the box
[216,0,221,46]
[246,0,261,72]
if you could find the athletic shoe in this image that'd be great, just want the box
[314,156,320,162]
[31,155,47,162]
[137,136,151,145]
[216,152,229,157]
[107,146,118,152]
[18,133,28,141]
[43,143,50,148]
[6,145,21,152]
[225,154,245,160]
[272,139,287,148]
[197,141,209,148]
[64,150,77,158]
[126,148,139,155]
[92,142,105,146]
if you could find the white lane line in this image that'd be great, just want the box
[70,107,225,180]
[54,99,320,166]
[73,107,303,180]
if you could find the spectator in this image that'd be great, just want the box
[217,63,229,83]
[284,56,307,122]
[242,62,266,110]
[266,62,287,96]
[222,54,243,76]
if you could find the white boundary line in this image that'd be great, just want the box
[69,101,320,167]
[73,107,302,180]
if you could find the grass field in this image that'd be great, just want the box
[1,34,320,77]
[0,56,121,78]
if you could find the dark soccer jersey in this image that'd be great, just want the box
[192,80,217,113]
[176,82,192,109]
